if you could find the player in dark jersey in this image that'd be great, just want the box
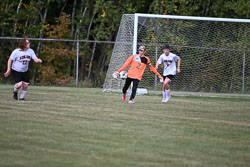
[116,46,163,104]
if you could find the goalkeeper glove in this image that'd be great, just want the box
[112,71,120,79]
[159,77,164,83]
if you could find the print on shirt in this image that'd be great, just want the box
[164,59,173,67]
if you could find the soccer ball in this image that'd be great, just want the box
[119,71,127,79]
[112,71,127,79]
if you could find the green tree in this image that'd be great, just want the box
[39,14,75,85]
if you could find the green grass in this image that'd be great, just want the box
[0,84,250,167]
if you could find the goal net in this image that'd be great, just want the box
[103,14,250,94]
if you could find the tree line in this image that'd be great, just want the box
[0,0,249,87]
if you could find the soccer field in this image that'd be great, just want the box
[0,85,250,167]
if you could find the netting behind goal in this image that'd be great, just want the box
[103,14,250,94]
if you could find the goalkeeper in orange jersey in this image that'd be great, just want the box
[116,46,163,104]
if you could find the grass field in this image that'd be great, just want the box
[0,84,250,167]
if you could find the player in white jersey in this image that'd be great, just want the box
[4,38,42,100]
[155,44,181,103]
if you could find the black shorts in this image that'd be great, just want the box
[163,75,175,81]
[11,69,29,83]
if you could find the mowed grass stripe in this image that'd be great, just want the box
[0,84,250,167]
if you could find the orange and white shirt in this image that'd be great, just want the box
[117,54,162,81]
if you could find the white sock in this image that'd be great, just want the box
[20,90,27,99]
[13,86,18,92]
[166,89,170,97]
[162,91,166,99]
[164,91,167,98]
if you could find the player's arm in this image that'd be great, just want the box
[155,55,163,70]
[31,50,42,63]
[147,57,162,78]
[155,62,160,70]
[34,58,42,63]
[4,58,13,77]
[177,58,181,73]
[117,55,134,73]
[148,65,162,78]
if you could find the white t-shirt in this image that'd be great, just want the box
[10,48,38,72]
[157,52,180,76]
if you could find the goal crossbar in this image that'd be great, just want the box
[132,13,250,54]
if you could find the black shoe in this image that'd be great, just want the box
[19,98,25,101]
[13,91,18,100]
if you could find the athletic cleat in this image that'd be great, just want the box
[128,100,135,104]
[19,98,25,101]
[163,97,171,103]
[13,91,18,100]
[161,98,165,102]
[122,94,126,100]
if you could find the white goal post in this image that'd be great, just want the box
[103,13,250,94]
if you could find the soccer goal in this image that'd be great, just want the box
[103,13,250,94]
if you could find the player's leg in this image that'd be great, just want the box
[11,70,22,100]
[162,76,167,102]
[163,75,174,103]
[163,77,171,102]
[122,77,133,100]
[20,82,29,100]
[13,82,22,100]
[128,79,139,104]
[19,71,30,100]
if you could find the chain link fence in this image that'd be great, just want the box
[0,37,115,87]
